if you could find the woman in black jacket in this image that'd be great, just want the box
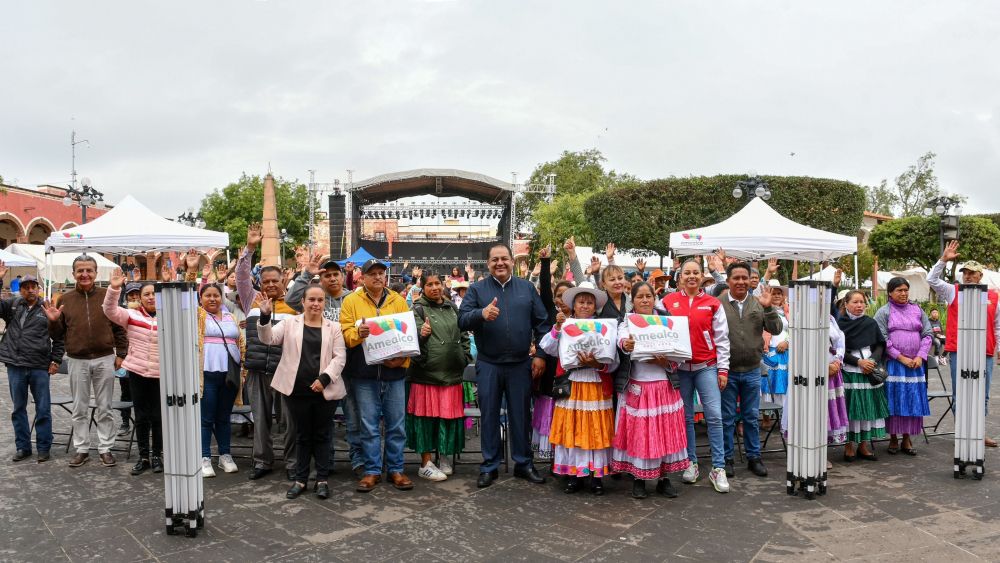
[836,291,889,462]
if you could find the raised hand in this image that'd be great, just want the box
[589,255,601,275]
[757,286,774,308]
[539,244,551,259]
[635,258,646,273]
[531,262,541,277]
[357,318,370,339]
[109,267,127,290]
[708,249,725,273]
[215,262,228,280]
[605,242,616,262]
[420,317,432,338]
[550,259,559,274]
[246,222,263,249]
[42,300,63,322]
[344,261,354,272]
[564,236,576,255]
[307,251,323,275]
[184,249,200,271]
[259,296,273,316]
[941,240,960,263]
[482,297,500,321]
[0,260,7,280]
[766,257,779,275]
[201,260,214,280]
[833,268,843,287]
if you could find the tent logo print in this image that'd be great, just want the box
[681,233,702,241]
[367,318,409,336]
[563,321,609,337]
[628,314,673,329]
[61,233,83,239]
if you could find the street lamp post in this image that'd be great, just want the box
[63,177,105,224]
[732,176,772,202]
[923,196,963,253]
[177,209,206,229]
[280,228,290,267]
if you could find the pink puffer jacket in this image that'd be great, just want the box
[102,286,160,378]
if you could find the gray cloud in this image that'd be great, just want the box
[1,1,997,218]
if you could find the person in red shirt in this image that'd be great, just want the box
[658,258,731,493]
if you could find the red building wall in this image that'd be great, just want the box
[0,184,110,247]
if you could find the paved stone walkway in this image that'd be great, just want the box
[1,365,999,562]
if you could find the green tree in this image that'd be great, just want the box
[532,191,594,252]
[892,151,940,217]
[516,149,639,233]
[199,173,314,252]
[866,180,896,217]
[867,215,1000,271]
[836,242,876,283]
[585,175,867,256]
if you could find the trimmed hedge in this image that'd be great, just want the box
[584,175,867,255]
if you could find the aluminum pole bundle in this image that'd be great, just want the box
[785,280,832,500]
[156,282,205,536]
[954,283,988,481]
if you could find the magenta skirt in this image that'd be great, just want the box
[407,383,464,419]
[611,380,687,460]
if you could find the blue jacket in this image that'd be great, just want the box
[458,275,550,364]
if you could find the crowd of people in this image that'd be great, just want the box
[1,232,997,501]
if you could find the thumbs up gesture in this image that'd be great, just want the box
[482,297,500,322]
[357,318,370,339]
[420,316,432,338]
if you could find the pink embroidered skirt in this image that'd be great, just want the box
[407,383,464,419]
[611,379,689,479]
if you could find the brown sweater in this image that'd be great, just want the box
[48,286,128,360]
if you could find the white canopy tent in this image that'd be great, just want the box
[4,243,118,284]
[45,195,229,254]
[668,198,857,262]
[573,246,666,270]
[0,248,35,268]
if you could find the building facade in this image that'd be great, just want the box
[0,184,110,248]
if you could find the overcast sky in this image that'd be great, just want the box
[2,1,998,218]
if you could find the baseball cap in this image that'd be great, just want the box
[960,261,985,273]
[20,275,39,286]
[649,269,668,281]
[320,259,342,272]
[125,282,143,295]
[361,259,388,273]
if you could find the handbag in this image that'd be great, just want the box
[551,375,573,400]
[866,365,888,387]
[209,314,241,389]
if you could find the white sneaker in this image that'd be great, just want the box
[438,456,453,476]
[417,462,447,482]
[218,454,238,473]
[682,462,699,484]
[710,467,730,493]
[202,457,216,478]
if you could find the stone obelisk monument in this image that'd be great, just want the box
[260,173,281,266]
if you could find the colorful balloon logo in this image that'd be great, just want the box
[563,320,608,337]
[628,314,673,329]
[366,318,408,336]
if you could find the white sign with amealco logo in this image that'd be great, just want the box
[558,318,619,371]
[625,313,692,362]
[360,312,421,365]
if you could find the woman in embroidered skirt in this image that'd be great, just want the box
[761,284,789,407]
[827,316,850,447]
[613,282,688,499]
[406,273,473,481]
[539,282,618,495]
[874,277,932,456]
[837,291,889,462]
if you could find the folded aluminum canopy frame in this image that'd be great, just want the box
[786,280,832,500]
[156,282,205,536]
[954,283,988,481]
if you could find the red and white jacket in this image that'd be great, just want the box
[657,289,730,374]
[102,286,160,378]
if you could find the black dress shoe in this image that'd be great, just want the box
[632,480,648,499]
[724,458,735,478]
[590,477,604,496]
[747,458,768,477]
[563,476,582,494]
[513,466,546,484]
[315,482,330,500]
[36,452,50,463]
[476,469,499,488]
[131,458,151,476]
[286,482,306,499]
[248,467,273,481]
[12,450,31,462]
[151,457,163,473]
[656,478,679,498]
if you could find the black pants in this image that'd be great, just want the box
[118,374,132,423]
[286,394,337,483]
[128,371,162,458]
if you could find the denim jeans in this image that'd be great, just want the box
[201,370,238,458]
[7,365,52,453]
[721,368,762,461]
[678,366,725,468]
[340,376,364,470]
[354,378,406,475]
[948,352,994,415]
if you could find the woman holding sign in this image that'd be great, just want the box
[407,273,473,482]
[539,282,619,495]
[613,282,689,499]
[257,286,347,500]
[657,258,731,494]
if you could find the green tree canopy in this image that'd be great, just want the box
[199,173,314,252]
[867,215,1000,270]
[584,175,867,256]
